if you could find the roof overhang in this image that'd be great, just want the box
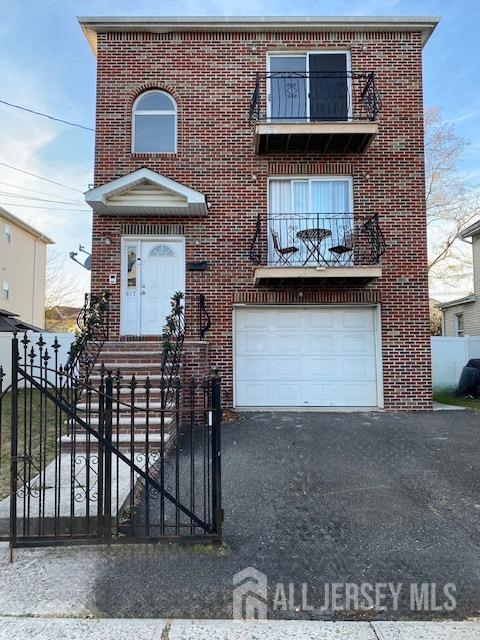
[78,16,440,55]
[460,220,480,240]
[0,208,54,244]
[84,168,208,216]
[437,295,476,310]
[0,309,43,333]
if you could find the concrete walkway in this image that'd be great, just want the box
[1,617,480,639]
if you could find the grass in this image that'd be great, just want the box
[0,390,60,500]
[433,390,480,412]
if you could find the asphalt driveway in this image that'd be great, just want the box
[94,409,480,620]
[2,409,480,621]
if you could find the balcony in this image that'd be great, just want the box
[249,71,381,154]
[250,212,385,285]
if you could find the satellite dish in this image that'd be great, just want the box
[69,245,92,271]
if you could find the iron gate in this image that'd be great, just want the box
[0,333,222,548]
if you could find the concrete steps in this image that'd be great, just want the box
[67,339,179,452]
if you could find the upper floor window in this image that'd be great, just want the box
[268,52,350,122]
[132,90,177,154]
[2,281,9,300]
[4,224,11,243]
[455,312,465,337]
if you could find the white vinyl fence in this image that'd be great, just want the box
[0,332,75,389]
[1,332,478,393]
[431,336,480,390]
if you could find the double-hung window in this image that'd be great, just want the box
[268,52,351,122]
[268,177,353,266]
[2,281,9,301]
[4,224,11,244]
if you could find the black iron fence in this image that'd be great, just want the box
[250,212,385,267]
[0,332,222,547]
[249,71,381,124]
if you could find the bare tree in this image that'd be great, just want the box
[426,107,480,288]
[45,249,84,330]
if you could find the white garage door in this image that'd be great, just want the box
[234,306,380,408]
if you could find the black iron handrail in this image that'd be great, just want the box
[249,70,381,124]
[250,212,385,267]
[160,292,185,401]
[198,294,212,340]
[65,291,110,401]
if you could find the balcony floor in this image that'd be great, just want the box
[254,122,378,154]
[253,265,382,286]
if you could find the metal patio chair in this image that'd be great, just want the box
[328,226,355,264]
[270,228,299,266]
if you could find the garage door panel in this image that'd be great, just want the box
[340,382,378,406]
[236,356,269,378]
[272,333,301,354]
[341,333,376,354]
[306,333,337,354]
[237,310,272,330]
[268,358,303,378]
[236,381,303,406]
[235,307,379,408]
[339,356,377,380]
[235,332,269,354]
[303,309,336,328]
[237,356,304,380]
[274,310,301,329]
[307,357,339,379]
[305,382,338,405]
[340,309,375,329]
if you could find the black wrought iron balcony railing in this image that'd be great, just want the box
[249,71,381,124]
[249,213,385,268]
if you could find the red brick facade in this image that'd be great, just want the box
[89,27,432,411]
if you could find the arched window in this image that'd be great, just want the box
[149,245,175,257]
[132,90,177,153]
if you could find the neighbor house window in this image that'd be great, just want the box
[132,90,177,153]
[4,224,11,243]
[455,312,465,337]
[2,281,9,300]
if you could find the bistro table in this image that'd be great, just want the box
[296,228,332,265]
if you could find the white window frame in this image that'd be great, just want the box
[132,90,177,154]
[2,280,9,300]
[4,224,11,244]
[455,312,465,337]
[267,175,354,214]
[266,51,352,122]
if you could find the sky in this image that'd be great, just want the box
[0,0,478,304]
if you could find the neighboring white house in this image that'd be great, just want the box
[0,207,54,329]
[438,220,480,337]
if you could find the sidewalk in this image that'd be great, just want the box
[0,618,480,639]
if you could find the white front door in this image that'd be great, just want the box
[121,238,185,336]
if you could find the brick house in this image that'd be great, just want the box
[79,15,438,411]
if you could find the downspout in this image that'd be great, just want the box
[31,238,38,325]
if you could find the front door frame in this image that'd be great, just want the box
[120,235,186,337]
